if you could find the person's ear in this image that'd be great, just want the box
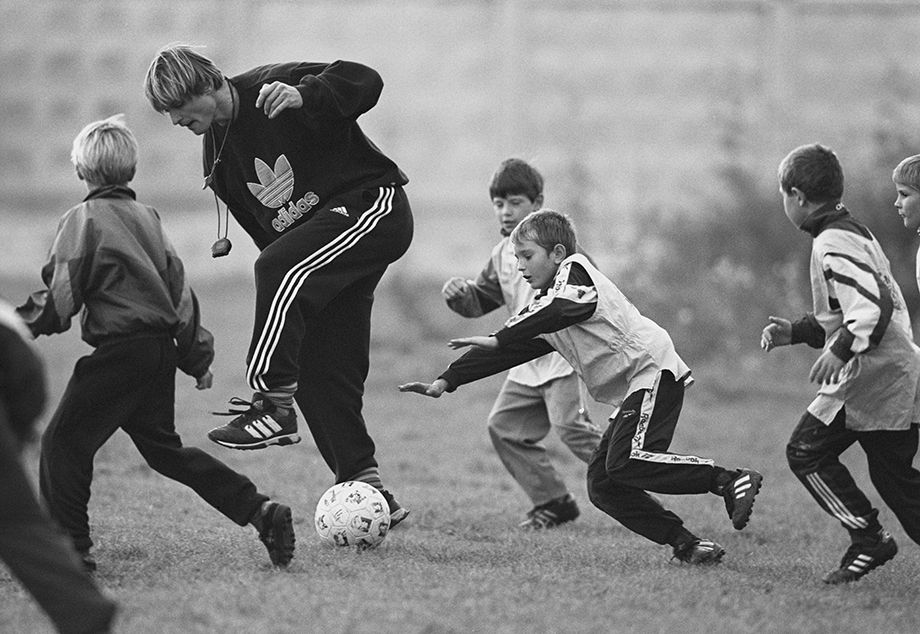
[552,244,567,263]
[791,186,808,206]
[533,193,545,209]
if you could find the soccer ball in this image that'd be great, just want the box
[314,481,391,549]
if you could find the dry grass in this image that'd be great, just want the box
[2,275,920,633]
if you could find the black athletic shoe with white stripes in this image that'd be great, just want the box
[208,393,301,450]
[722,468,763,530]
[671,538,726,565]
[519,493,580,529]
[823,530,897,585]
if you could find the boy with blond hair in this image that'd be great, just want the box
[403,209,762,564]
[892,154,920,289]
[442,158,601,528]
[762,143,920,584]
[16,115,295,570]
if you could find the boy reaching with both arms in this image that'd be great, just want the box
[403,208,763,564]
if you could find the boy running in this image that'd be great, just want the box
[16,115,295,570]
[762,143,920,583]
[402,209,763,564]
[442,158,600,528]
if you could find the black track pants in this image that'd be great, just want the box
[587,370,718,544]
[787,408,920,544]
[247,185,413,480]
[1,410,117,633]
[39,334,267,552]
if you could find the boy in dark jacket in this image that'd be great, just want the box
[16,115,295,570]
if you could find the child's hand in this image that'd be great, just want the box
[441,277,470,301]
[196,370,214,390]
[761,315,792,351]
[809,349,846,385]
[448,336,498,350]
[398,378,448,398]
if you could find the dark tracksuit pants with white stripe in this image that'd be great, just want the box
[40,334,268,553]
[587,371,720,545]
[246,184,413,482]
[787,407,920,545]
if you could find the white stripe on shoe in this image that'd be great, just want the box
[245,415,285,440]
[733,474,753,498]
[247,187,396,392]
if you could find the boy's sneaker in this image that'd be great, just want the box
[257,502,296,566]
[823,530,897,585]
[519,493,580,529]
[77,549,97,573]
[380,489,409,528]
[208,393,301,450]
[723,468,763,530]
[672,539,726,565]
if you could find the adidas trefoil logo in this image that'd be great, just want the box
[330,206,349,218]
[247,155,294,208]
[245,154,320,233]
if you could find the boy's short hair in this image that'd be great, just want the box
[144,44,224,113]
[893,154,920,190]
[511,209,577,256]
[778,143,844,203]
[489,158,544,202]
[71,114,137,186]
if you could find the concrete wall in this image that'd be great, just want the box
[2,0,919,274]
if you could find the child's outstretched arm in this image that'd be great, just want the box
[448,335,499,350]
[400,336,552,398]
[398,378,449,398]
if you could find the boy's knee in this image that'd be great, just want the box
[786,442,817,475]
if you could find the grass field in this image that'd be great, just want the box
[2,274,920,633]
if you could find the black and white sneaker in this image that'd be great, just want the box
[380,489,409,528]
[672,539,726,565]
[823,530,897,584]
[257,502,296,567]
[519,493,580,529]
[723,468,763,530]
[208,393,301,450]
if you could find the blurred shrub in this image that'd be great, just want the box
[614,96,920,362]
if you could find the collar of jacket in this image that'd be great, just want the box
[799,200,847,237]
[83,184,137,202]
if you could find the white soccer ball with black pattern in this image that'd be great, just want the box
[314,481,391,549]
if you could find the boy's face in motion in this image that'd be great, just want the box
[493,194,543,236]
[513,239,565,291]
[894,181,920,234]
